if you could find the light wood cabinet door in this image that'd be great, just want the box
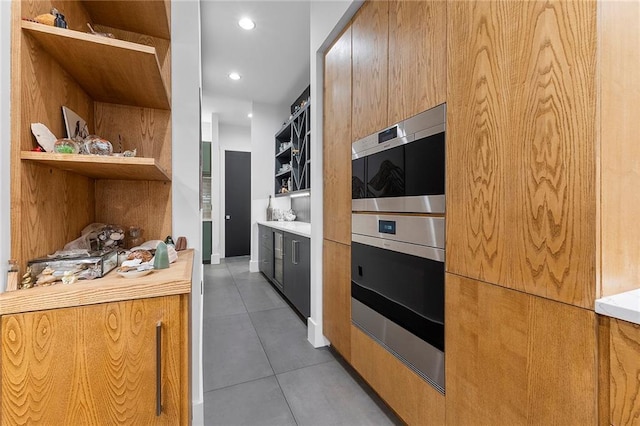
[446,273,598,425]
[322,240,351,361]
[323,26,352,246]
[388,0,447,124]
[351,0,388,142]
[1,296,188,425]
[351,325,445,425]
[446,0,597,308]
[609,318,640,425]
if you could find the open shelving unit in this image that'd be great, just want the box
[274,101,311,196]
[11,0,173,269]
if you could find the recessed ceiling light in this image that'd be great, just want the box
[228,72,241,81]
[247,113,253,118]
[238,17,255,30]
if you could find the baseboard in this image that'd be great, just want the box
[307,316,330,348]
[192,400,204,426]
[211,253,220,265]
[249,259,259,272]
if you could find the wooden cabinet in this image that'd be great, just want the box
[1,295,189,424]
[323,26,352,246]
[10,0,172,269]
[351,0,388,142]
[446,273,599,425]
[322,240,351,362]
[387,0,447,124]
[608,318,640,425]
[351,325,444,425]
[446,0,597,308]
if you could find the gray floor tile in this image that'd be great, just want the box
[236,278,288,313]
[203,376,296,426]
[203,278,246,319]
[203,314,274,392]
[250,308,334,374]
[278,361,398,426]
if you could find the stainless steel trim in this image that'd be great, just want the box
[352,234,445,262]
[352,298,445,393]
[352,213,445,249]
[352,195,445,214]
[352,103,446,158]
[156,321,163,416]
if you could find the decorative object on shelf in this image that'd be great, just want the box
[84,134,113,156]
[6,259,19,291]
[34,13,55,26]
[20,266,34,289]
[86,22,114,38]
[126,226,144,248]
[30,122,57,152]
[175,236,187,251]
[27,249,118,285]
[50,8,67,29]
[153,241,170,269]
[266,195,273,221]
[117,267,154,279]
[284,209,296,222]
[96,224,125,249]
[53,138,79,154]
[61,270,78,285]
[127,249,153,263]
[164,235,175,248]
[62,106,89,143]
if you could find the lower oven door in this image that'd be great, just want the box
[351,236,445,393]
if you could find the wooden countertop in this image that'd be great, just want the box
[0,249,193,316]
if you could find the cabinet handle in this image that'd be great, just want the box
[156,321,163,416]
[292,240,299,265]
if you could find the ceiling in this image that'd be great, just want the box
[200,1,311,127]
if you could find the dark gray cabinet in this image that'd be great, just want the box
[258,225,274,281]
[258,225,310,319]
[275,102,311,196]
[283,232,310,318]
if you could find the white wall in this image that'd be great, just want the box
[0,0,10,293]
[307,0,362,347]
[218,124,251,259]
[210,114,221,264]
[249,101,290,272]
[171,1,204,424]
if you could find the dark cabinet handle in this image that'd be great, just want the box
[156,321,163,416]
[292,240,299,265]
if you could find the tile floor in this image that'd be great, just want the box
[203,256,402,426]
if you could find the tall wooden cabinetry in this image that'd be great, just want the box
[1,295,188,424]
[10,0,172,268]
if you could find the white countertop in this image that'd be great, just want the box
[258,221,311,238]
[595,288,640,325]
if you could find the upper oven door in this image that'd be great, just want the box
[352,103,446,214]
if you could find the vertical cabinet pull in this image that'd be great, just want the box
[292,240,299,265]
[156,321,163,416]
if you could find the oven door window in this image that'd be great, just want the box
[366,145,405,198]
[351,241,444,351]
[404,132,445,196]
[352,157,366,199]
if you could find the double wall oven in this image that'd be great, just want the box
[351,103,446,393]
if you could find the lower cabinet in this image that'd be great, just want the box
[258,224,274,280]
[608,317,640,425]
[283,232,310,318]
[322,239,351,361]
[1,295,189,425]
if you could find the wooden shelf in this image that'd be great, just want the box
[82,0,171,39]
[21,151,171,181]
[22,21,170,110]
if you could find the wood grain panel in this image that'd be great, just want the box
[323,26,352,245]
[95,103,172,173]
[351,0,388,142]
[598,1,640,298]
[322,240,351,362]
[447,0,597,308]
[95,180,172,242]
[351,325,445,425]
[388,0,446,124]
[1,296,186,424]
[83,0,171,39]
[610,318,640,425]
[445,273,598,425]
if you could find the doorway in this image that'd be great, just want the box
[224,150,251,257]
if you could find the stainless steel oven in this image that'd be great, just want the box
[351,213,445,393]
[352,103,445,213]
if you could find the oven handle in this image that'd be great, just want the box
[352,234,444,263]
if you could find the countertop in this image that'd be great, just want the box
[595,288,640,325]
[258,221,311,238]
[0,249,194,316]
